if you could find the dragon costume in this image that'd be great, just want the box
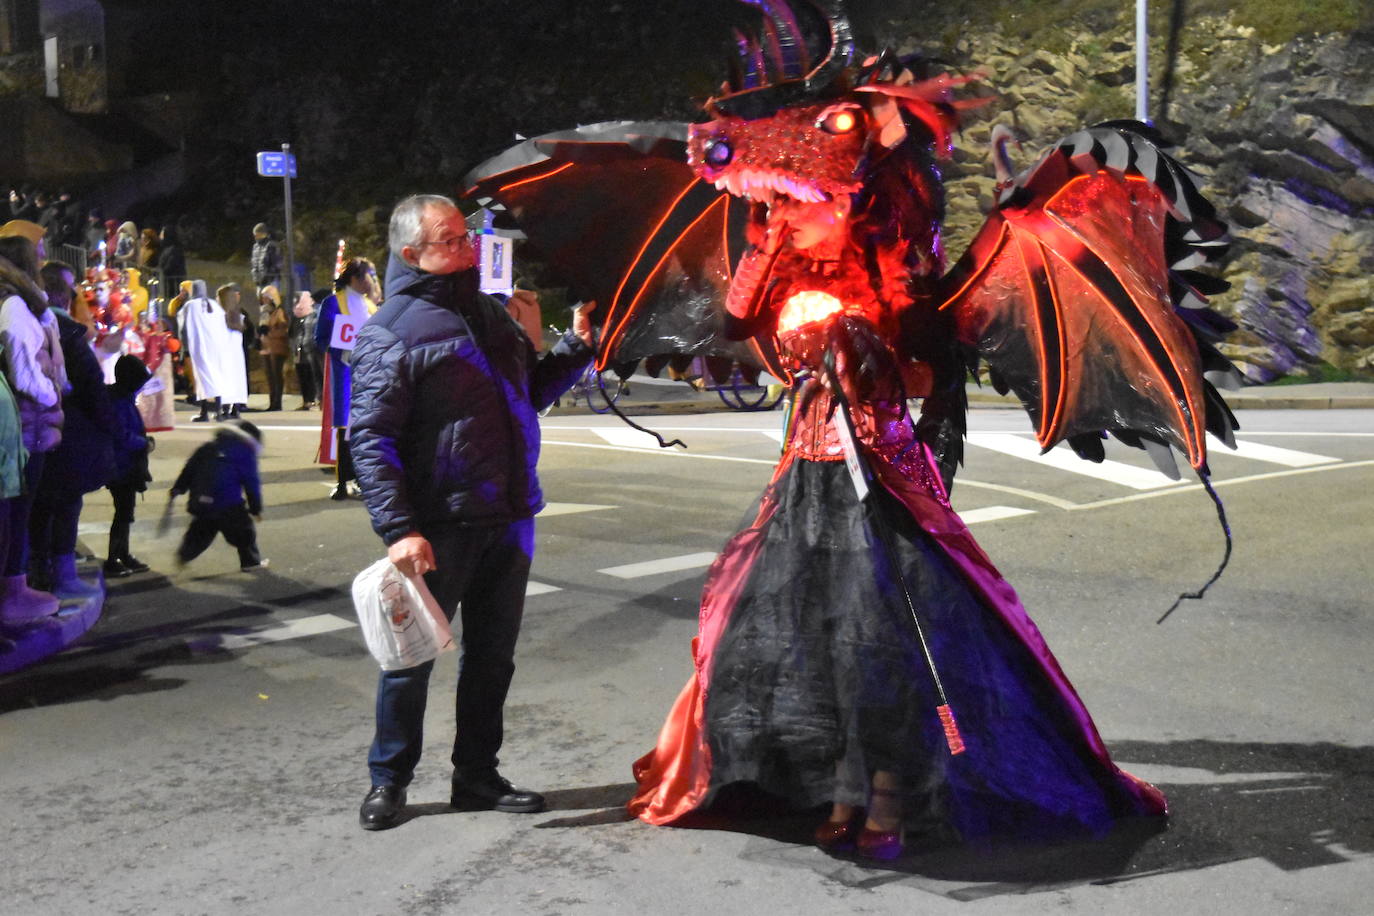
[464,0,1238,847]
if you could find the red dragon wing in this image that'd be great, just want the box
[939,122,1239,475]
[461,121,785,378]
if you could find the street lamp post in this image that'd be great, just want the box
[1136,0,1150,123]
[281,142,297,309]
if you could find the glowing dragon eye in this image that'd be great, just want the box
[817,106,861,135]
[704,138,733,167]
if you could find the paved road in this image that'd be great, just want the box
[2,402,1371,915]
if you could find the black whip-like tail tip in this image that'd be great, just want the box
[599,384,687,450]
[1157,471,1231,624]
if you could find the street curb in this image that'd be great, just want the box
[1220,396,1374,410]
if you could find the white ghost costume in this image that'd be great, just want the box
[180,280,245,404]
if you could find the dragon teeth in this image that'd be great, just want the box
[710,168,828,205]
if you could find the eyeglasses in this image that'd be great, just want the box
[417,233,473,252]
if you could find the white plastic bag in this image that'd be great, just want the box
[352,557,456,670]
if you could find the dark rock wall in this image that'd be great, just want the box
[877,13,1373,381]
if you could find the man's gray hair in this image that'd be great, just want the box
[388,194,459,258]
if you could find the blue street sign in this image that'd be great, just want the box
[256,151,298,178]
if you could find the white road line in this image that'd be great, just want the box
[526,581,561,596]
[598,552,718,579]
[1224,439,1338,467]
[592,427,674,450]
[540,502,616,517]
[968,433,1181,490]
[1070,458,1374,511]
[191,613,356,652]
[759,430,785,443]
[542,439,775,465]
[952,479,1081,511]
[959,505,1037,525]
[1116,762,1319,785]
[1233,431,1374,437]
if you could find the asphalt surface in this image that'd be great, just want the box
[1,381,1371,915]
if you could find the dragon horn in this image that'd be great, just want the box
[739,0,808,78]
[991,124,1022,186]
[803,0,856,90]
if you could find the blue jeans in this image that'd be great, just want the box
[367,519,534,787]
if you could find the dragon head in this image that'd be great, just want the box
[687,0,974,342]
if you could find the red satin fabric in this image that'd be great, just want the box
[628,454,792,823]
[627,647,711,824]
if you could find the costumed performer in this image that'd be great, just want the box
[314,257,378,498]
[463,0,1242,861]
[181,281,231,422]
[215,284,250,420]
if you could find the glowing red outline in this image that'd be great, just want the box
[1035,238,1070,448]
[1044,238,1203,466]
[938,220,1009,311]
[1009,230,1069,449]
[945,169,1205,465]
[497,161,574,193]
[722,198,735,283]
[1045,173,1204,464]
[598,186,725,367]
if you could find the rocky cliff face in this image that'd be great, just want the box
[887,15,1374,382]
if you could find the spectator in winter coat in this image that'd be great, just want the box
[106,355,154,578]
[28,306,119,597]
[8,188,39,222]
[157,226,186,299]
[257,285,289,411]
[137,228,160,269]
[83,211,106,260]
[0,246,28,624]
[169,419,266,571]
[349,193,593,830]
[250,223,282,293]
[112,221,138,268]
[0,236,65,622]
[290,289,322,410]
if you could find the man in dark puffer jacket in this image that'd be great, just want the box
[350,194,593,831]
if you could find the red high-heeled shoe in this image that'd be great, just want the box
[813,817,860,851]
[856,826,904,860]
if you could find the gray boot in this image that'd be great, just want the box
[52,553,102,600]
[0,574,60,623]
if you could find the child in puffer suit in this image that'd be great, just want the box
[169,419,268,571]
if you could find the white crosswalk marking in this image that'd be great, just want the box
[592,428,668,450]
[958,505,1037,525]
[526,581,561,596]
[191,613,356,651]
[539,502,616,517]
[967,433,1181,490]
[1225,440,1338,468]
[759,429,785,443]
[598,552,718,579]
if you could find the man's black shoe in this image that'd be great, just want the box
[102,558,133,579]
[359,784,406,831]
[450,772,545,813]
